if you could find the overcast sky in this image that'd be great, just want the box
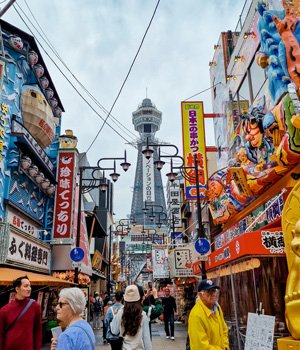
[3,0,245,219]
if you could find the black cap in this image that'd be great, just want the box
[198,279,220,292]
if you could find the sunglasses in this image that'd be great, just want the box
[57,302,69,308]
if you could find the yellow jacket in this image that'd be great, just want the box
[188,299,229,350]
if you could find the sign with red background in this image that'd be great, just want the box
[53,151,76,239]
[206,228,285,271]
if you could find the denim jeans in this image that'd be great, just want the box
[93,311,101,329]
[164,313,175,337]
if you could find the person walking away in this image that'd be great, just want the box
[102,300,113,344]
[162,287,177,340]
[0,275,42,350]
[50,287,95,350]
[105,291,124,350]
[110,285,152,350]
[89,293,94,322]
[188,279,229,350]
[93,292,103,330]
[137,285,163,339]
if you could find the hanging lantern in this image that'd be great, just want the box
[33,64,44,78]
[39,76,49,90]
[20,156,32,170]
[35,172,45,184]
[28,165,38,177]
[28,50,38,66]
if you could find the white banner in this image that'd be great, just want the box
[152,245,169,278]
[6,230,50,272]
[167,179,182,228]
[7,208,40,239]
[143,156,155,202]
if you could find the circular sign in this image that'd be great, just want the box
[70,247,85,262]
[194,238,210,255]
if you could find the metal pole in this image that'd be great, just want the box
[230,269,242,350]
[74,167,83,284]
[194,154,207,280]
[0,0,16,18]
[107,225,112,297]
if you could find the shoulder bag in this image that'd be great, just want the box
[4,298,34,334]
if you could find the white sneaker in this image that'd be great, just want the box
[166,336,170,339]
[171,337,175,340]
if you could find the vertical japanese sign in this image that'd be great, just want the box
[143,155,155,202]
[181,101,208,200]
[167,179,182,228]
[53,151,76,239]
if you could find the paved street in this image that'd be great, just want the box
[42,322,187,349]
[95,321,187,349]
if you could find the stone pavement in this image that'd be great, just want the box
[95,321,187,349]
[42,321,187,349]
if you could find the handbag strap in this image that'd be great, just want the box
[70,324,95,350]
[5,298,34,334]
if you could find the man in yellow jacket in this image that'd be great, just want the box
[188,279,229,350]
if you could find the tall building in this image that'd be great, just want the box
[130,98,166,225]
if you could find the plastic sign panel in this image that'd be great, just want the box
[53,151,76,240]
[70,247,85,262]
[195,238,210,255]
[181,101,208,200]
[143,155,155,202]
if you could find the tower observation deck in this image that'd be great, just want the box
[130,98,166,225]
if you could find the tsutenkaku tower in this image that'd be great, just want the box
[130,98,166,225]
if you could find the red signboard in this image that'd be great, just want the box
[192,260,202,275]
[53,151,76,239]
[206,228,285,271]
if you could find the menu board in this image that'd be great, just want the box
[245,313,275,350]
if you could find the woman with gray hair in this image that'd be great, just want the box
[50,287,96,350]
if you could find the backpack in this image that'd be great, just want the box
[94,298,102,313]
[109,306,123,337]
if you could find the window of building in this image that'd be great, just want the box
[144,124,151,133]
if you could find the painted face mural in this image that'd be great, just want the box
[207,2,300,226]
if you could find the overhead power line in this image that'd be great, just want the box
[84,0,161,155]
[13,2,138,146]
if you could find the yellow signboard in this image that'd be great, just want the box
[181,101,208,200]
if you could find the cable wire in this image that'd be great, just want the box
[13,4,136,147]
[84,0,161,155]
[21,0,138,142]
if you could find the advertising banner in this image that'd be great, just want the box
[0,227,51,273]
[167,179,182,228]
[53,151,76,240]
[207,227,285,270]
[143,155,155,202]
[152,245,169,278]
[181,101,208,200]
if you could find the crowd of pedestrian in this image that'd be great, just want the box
[0,275,229,350]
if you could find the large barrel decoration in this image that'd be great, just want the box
[21,85,56,148]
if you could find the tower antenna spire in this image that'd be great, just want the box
[146,87,148,98]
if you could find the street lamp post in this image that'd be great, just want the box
[74,151,130,284]
[142,141,207,280]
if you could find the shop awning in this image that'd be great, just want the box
[0,267,76,286]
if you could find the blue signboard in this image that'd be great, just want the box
[194,238,210,255]
[70,247,85,262]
